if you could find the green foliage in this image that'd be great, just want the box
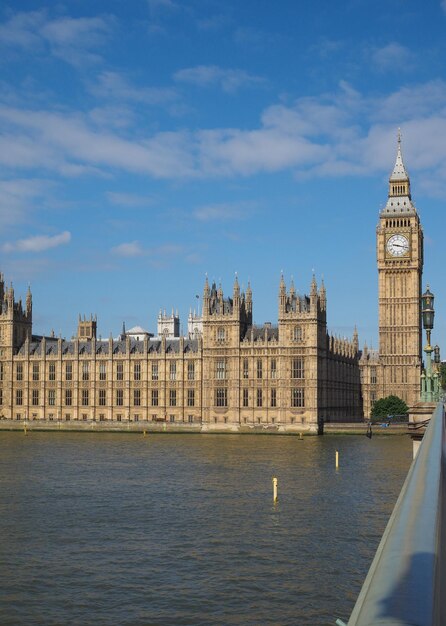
[371,395,409,420]
[439,363,446,391]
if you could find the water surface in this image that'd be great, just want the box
[0,433,412,625]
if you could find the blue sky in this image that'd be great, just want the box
[1,0,446,350]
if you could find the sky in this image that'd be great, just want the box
[1,0,446,350]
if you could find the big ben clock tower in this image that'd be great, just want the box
[376,131,423,406]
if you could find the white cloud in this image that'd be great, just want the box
[0,10,44,49]
[111,241,187,266]
[111,241,145,257]
[92,71,178,105]
[2,80,446,191]
[174,65,265,93]
[371,43,413,72]
[0,10,112,66]
[2,231,71,253]
[0,178,51,227]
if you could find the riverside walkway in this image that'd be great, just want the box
[337,401,445,626]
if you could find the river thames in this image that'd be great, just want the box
[0,432,412,625]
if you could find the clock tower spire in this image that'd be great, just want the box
[372,130,423,413]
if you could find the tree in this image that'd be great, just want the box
[371,395,409,420]
[439,362,446,391]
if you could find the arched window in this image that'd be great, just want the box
[293,326,303,342]
[217,327,226,341]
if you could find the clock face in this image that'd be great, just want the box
[386,234,409,257]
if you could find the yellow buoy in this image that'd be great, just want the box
[335,450,339,469]
[272,477,278,503]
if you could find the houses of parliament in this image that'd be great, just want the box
[0,136,424,432]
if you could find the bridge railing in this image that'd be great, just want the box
[338,401,445,626]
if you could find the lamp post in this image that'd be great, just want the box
[421,286,436,402]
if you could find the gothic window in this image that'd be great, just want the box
[169,389,177,407]
[291,358,304,379]
[65,363,72,381]
[99,363,106,381]
[291,388,304,408]
[217,327,226,342]
[188,415,194,424]
[48,390,56,406]
[32,363,39,381]
[0,389,2,405]
[65,390,72,406]
[134,362,141,381]
[81,389,89,406]
[152,362,159,381]
[293,326,303,342]
[270,359,277,379]
[242,388,249,407]
[116,362,124,381]
[216,359,226,380]
[151,389,159,407]
[49,363,56,381]
[99,389,107,406]
[256,388,263,407]
[215,388,227,407]
[169,362,177,381]
[271,388,277,408]
[256,359,263,379]
[133,389,141,406]
[187,361,195,381]
[16,363,23,381]
[16,389,23,406]
[243,359,249,379]
[116,389,124,406]
[32,389,39,406]
[187,389,195,407]
[82,362,89,381]
[370,367,377,385]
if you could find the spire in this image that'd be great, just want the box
[353,325,359,351]
[310,272,317,296]
[203,274,210,298]
[246,280,252,300]
[319,277,326,311]
[389,128,409,183]
[26,284,32,315]
[279,272,286,295]
[233,272,240,295]
[382,129,416,215]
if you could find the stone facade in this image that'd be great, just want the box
[0,271,361,433]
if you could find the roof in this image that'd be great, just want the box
[16,336,200,357]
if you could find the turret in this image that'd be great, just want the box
[203,275,210,313]
[245,281,252,315]
[310,273,318,311]
[279,273,286,313]
[353,326,359,352]
[319,278,326,312]
[26,285,32,317]
[233,273,240,309]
